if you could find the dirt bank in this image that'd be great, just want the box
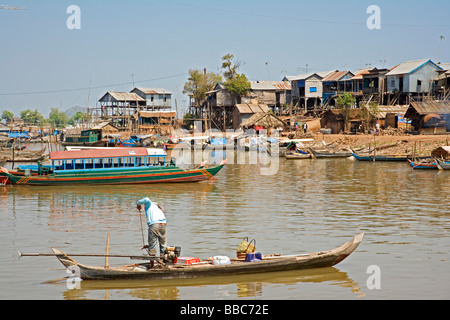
[308,132,450,157]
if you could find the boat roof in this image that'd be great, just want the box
[64,146,166,156]
[50,148,150,160]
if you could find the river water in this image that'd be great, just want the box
[0,146,449,300]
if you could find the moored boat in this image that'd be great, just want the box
[309,148,352,158]
[436,158,450,170]
[48,233,363,280]
[407,159,450,169]
[352,152,415,161]
[284,150,311,159]
[0,147,225,185]
[0,147,47,162]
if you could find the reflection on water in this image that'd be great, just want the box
[59,267,364,300]
[1,154,449,299]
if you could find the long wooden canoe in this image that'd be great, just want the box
[51,233,364,280]
[309,148,352,158]
[352,152,412,161]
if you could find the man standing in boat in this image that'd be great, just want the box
[136,197,167,258]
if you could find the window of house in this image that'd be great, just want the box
[417,80,422,86]
[310,87,317,92]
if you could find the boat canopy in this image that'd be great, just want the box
[50,147,167,172]
[50,148,150,160]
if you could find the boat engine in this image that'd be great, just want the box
[163,246,181,263]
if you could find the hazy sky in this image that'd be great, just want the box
[1,0,449,117]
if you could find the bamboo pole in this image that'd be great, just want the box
[18,251,157,260]
[105,232,110,268]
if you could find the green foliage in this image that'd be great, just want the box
[183,69,222,107]
[224,73,251,96]
[68,111,91,125]
[335,93,356,131]
[20,109,44,125]
[183,112,196,128]
[48,108,69,127]
[1,110,14,122]
[221,53,250,97]
[336,93,356,109]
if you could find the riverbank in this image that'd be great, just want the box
[307,132,450,157]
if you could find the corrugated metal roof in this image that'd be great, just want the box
[350,68,372,80]
[322,70,354,82]
[235,104,269,114]
[289,72,323,81]
[250,81,291,91]
[409,100,450,115]
[437,63,450,71]
[385,59,442,76]
[91,122,118,130]
[133,87,172,95]
[100,92,145,102]
[50,148,149,160]
[373,105,409,118]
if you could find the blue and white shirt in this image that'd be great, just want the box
[136,197,166,226]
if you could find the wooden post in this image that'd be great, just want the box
[12,137,16,169]
[373,135,376,162]
[105,233,110,269]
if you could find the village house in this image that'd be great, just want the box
[362,67,390,95]
[435,63,450,99]
[321,70,355,107]
[241,81,291,114]
[96,92,146,130]
[320,108,364,134]
[203,83,237,130]
[131,110,176,135]
[130,87,172,110]
[404,100,450,133]
[385,59,442,95]
[288,72,326,113]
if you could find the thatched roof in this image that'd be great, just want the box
[240,112,286,128]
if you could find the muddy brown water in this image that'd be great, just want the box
[0,148,449,299]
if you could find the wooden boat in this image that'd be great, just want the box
[0,147,226,186]
[436,158,450,170]
[407,159,450,169]
[309,148,352,158]
[284,150,311,159]
[352,152,415,161]
[0,147,47,162]
[49,233,364,280]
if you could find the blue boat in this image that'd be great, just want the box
[407,159,450,169]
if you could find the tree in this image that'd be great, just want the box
[48,108,68,128]
[221,53,242,80]
[183,69,222,108]
[1,110,14,122]
[224,73,251,97]
[69,111,91,125]
[336,93,356,132]
[221,53,251,97]
[20,109,44,125]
